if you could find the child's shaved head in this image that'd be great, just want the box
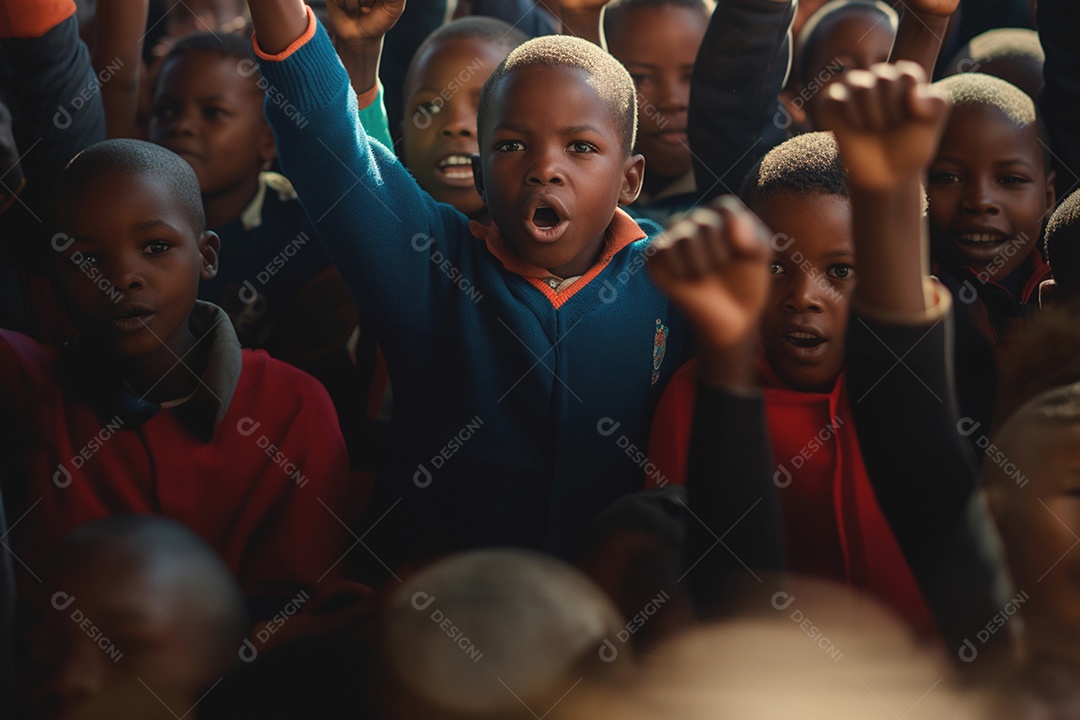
[946,28,1044,99]
[478,35,638,156]
[1045,191,1080,299]
[933,72,1037,127]
[20,516,246,720]
[377,549,625,720]
[50,515,246,666]
[740,131,848,211]
[55,138,206,234]
[405,16,528,95]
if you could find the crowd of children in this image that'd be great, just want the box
[1,0,1079,716]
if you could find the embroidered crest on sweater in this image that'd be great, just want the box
[652,319,669,385]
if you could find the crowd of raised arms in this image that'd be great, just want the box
[0,0,1078,717]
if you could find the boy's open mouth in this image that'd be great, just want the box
[521,195,570,244]
[532,206,561,229]
[783,331,826,349]
[109,305,155,332]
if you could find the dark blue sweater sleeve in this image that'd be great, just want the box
[845,307,1015,672]
[1,14,105,188]
[1,14,105,229]
[688,0,794,202]
[255,21,471,341]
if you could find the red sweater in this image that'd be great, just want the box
[649,358,935,635]
[0,304,353,600]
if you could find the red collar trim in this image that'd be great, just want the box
[469,208,646,309]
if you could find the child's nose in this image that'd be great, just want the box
[109,261,145,293]
[960,176,999,214]
[654,75,690,112]
[168,106,198,136]
[438,105,474,138]
[783,271,824,312]
[527,149,566,186]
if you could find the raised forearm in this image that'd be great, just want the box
[335,37,383,95]
[249,0,311,55]
[850,180,929,315]
[93,0,148,138]
[889,9,951,78]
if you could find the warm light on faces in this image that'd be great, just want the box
[402,37,510,218]
[605,5,708,192]
[477,64,644,278]
[756,192,855,392]
[927,104,1055,280]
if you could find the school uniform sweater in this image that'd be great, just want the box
[253,13,693,566]
[649,358,936,634]
[0,302,353,602]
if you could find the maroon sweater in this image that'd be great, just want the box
[0,303,352,600]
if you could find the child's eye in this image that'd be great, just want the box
[929,171,961,184]
[769,262,786,275]
[416,100,441,116]
[828,264,854,279]
[569,141,597,154]
[152,104,176,122]
[203,106,229,120]
[495,140,523,152]
[70,252,98,267]
[629,73,651,85]
[999,174,1031,185]
[144,241,172,256]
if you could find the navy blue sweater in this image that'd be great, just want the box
[255,19,692,568]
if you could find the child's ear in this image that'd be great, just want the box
[471,154,486,201]
[618,153,646,206]
[1045,169,1057,211]
[198,231,220,280]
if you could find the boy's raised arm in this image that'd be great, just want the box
[688,0,795,204]
[250,0,465,343]
[328,0,407,95]
[887,0,960,83]
[814,61,947,315]
[816,64,1016,676]
[649,198,785,615]
[248,0,313,55]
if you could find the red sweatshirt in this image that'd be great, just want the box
[649,358,935,635]
[0,303,353,600]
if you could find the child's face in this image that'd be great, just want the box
[989,419,1080,669]
[605,6,707,185]
[402,37,509,217]
[803,11,894,91]
[54,171,218,361]
[927,104,1055,278]
[757,192,855,391]
[20,554,215,720]
[477,65,644,277]
[149,52,274,206]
